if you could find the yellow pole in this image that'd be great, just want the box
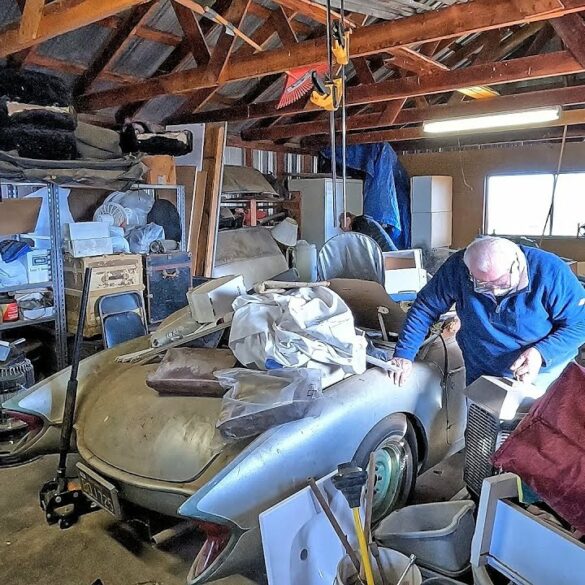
[352,507,375,585]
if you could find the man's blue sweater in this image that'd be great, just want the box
[394,247,585,384]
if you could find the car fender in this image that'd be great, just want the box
[179,360,448,531]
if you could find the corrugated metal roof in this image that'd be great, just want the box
[35,24,111,66]
[109,38,175,77]
[144,0,183,35]
[0,0,20,27]
[138,94,186,122]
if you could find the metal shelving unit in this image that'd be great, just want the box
[0,181,186,370]
[0,181,67,369]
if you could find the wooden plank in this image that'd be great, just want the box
[18,0,45,42]
[303,107,585,147]
[242,83,585,140]
[170,0,250,119]
[78,0,585,110]
[550,13,585,67]
[172,0,211,65]
[271,5,298,46]
[271,0,348,27]
[175,51,584,125]
[376,98,408,126]
[195,123,226,277]
[176,165,201,264]
[133,24,183,46]
[0,0,152,58]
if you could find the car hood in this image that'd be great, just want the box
[76,360,228,484]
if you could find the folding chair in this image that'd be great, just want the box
[98,292,148,349]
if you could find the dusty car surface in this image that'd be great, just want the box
[1,300,465,584]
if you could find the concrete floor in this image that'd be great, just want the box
[0,452,464,585]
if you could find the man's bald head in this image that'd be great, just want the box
[464,237,522,286]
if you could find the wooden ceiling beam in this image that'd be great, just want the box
[133,24,183,46]
[18,0,45,43]
[25,52,141,84]
[302,106,585,147]
[0,0,153,58]
[271,5,298,46]
[175,50,583,125]
[79,0,585,111]
[115,0,232,122]
[550,13,585,67]
[172,0,211,65]
[241,80,585,142]
[167,0,251,119]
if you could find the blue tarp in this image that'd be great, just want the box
[323,143,411,249]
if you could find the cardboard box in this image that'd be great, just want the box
[0,198,42,237]
[65,222,109,240]
[20,249,51,283]
[411,176,453,213]
[383,249,427,295]
[577,262,585,277]
[143,155,177,185]
[66,237,113,258]
[188,275,246,323]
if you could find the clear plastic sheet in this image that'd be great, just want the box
[215,367,322,440]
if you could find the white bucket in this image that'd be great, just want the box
[335,547,422,585]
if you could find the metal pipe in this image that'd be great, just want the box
[325,0,338,226]
[308,477,362,573]
[57,267,92,483]
[340,0,347,224]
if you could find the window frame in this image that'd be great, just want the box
[484,171,585,239]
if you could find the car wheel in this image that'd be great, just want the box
[353,413,418,524]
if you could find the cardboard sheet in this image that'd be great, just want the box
[0,198,42,237]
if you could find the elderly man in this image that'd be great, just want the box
[340,212,398,252]
[390,237,585,390]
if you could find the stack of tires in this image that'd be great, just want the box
[0,68,78,160]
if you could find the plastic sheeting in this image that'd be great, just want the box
[322,143,411,249]
[317,232,385,285]
[229,286,367,378]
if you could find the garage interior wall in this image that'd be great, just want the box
[400,142,585,261]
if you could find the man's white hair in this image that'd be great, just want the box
[463,237,521,275]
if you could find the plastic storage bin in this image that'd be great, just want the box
[373,501,476,577]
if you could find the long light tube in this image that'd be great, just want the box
[423,106,561,134]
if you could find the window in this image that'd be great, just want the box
[486,173,585,237]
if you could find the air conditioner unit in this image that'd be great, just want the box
[463,376,539,498]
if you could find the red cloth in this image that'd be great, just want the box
[493,362,585,531]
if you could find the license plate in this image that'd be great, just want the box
[77,462,122,519]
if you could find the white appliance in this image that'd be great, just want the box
[288,178,363,248]
[411,175,453,249]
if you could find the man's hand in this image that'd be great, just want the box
[510,348,543,383]
[389,357,413,387]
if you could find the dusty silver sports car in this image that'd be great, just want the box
[1,296,466,584]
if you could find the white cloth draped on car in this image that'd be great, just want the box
[229,286,366,378]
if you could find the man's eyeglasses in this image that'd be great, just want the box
[470,257,519,295]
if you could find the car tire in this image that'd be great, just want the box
[353,413,418,524]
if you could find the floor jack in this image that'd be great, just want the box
[39,267,96,528]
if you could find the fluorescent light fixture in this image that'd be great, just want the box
[423,106,562,134]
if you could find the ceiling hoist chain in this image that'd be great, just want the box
[310,0,350,227]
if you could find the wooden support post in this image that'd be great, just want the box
[194,123,226,277]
